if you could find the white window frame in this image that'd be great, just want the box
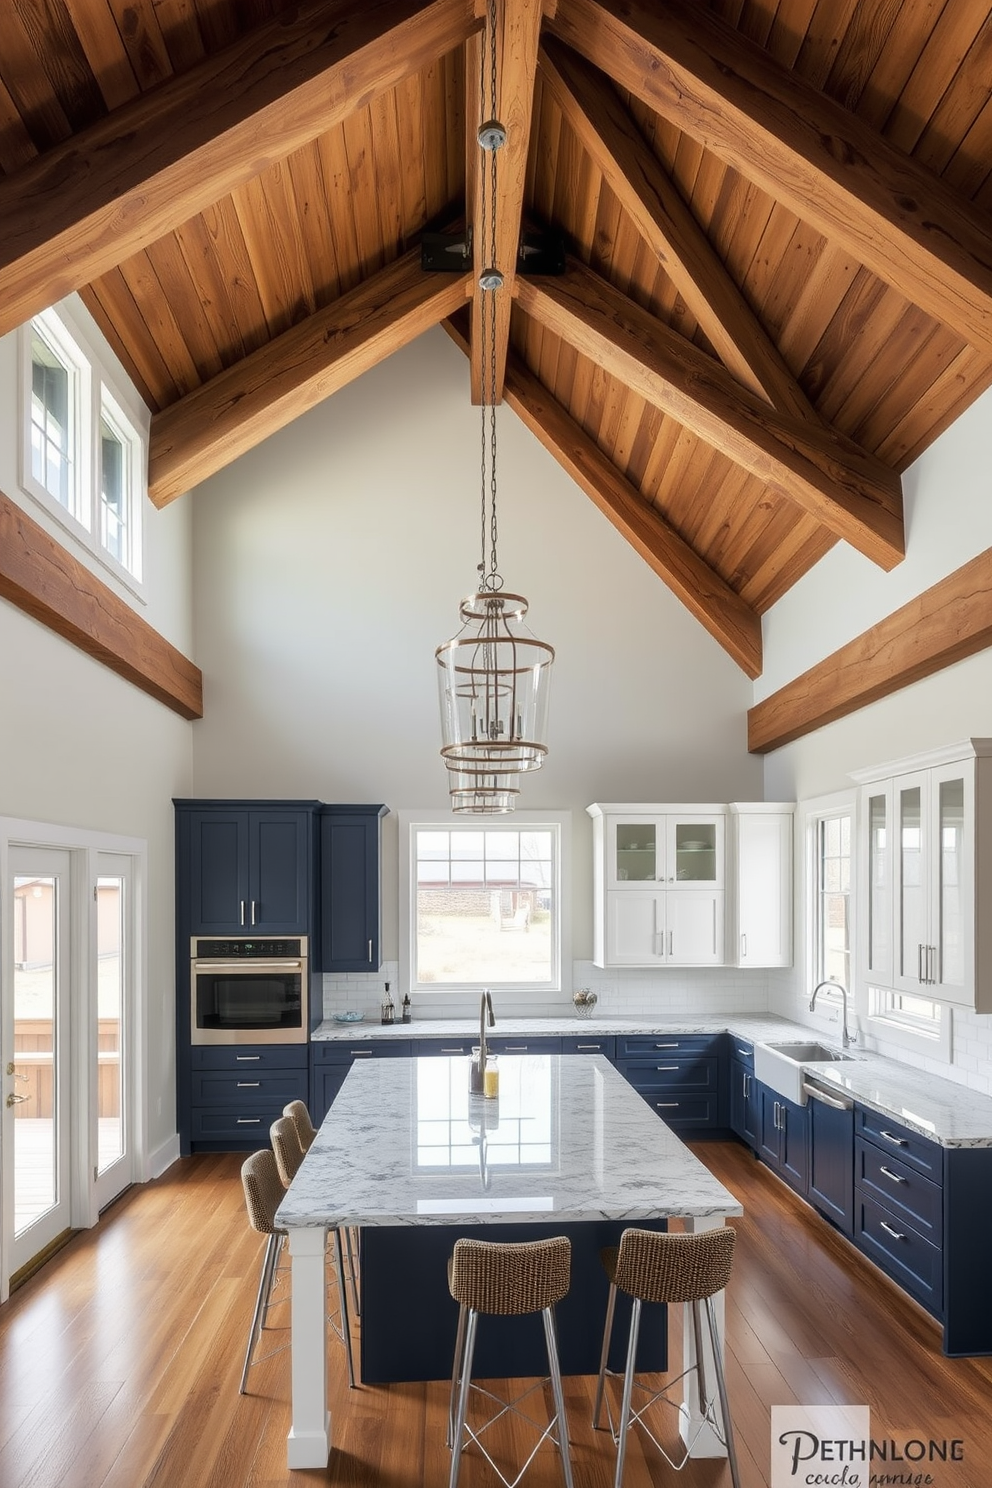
[20,299,146,592]
[399,810,570,1000]
[802,790,857,1033]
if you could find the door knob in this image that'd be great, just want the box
[6,1092,28,1107]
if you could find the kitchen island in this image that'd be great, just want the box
[275,1051,742,1470]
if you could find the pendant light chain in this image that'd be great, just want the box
[479,0,502,594]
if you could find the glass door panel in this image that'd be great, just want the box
[897,783,926,987]
[936,777,965,989]
[613,821,659,884]
[97,875,124,1175]
[673,821,718,884]
[866,792,890,981]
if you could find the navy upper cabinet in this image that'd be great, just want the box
[183,803,317,935]
[320,805,388,971]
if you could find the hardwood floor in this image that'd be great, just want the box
[1,1140,990,1487]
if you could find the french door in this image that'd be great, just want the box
[2,844,135,1290]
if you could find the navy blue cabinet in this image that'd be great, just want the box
[758,1082,808,1193]
[728,1040,759,1148]
[319,805,387,972]
[182,801,317,935]
[309,1039,412,1124]
[187,1044,308,1148]
[806,1090,854,1235]
[614,1034,724,1132]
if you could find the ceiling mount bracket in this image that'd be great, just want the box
[421,229,473,271]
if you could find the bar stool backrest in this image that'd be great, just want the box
[270,1115,306,1187]
[614,1227,736,1306]
[449,1236,571,1316]
[283,1099,317,1152]
[241,1150,285,1237]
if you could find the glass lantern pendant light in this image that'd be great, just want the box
[436,0,554,812]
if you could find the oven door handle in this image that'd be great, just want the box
[192,959,306,973]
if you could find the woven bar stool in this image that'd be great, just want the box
[269,1116,356,1388]
[239,1149,290,1394]
[447,1235,574,1488]
[284,1098,361,1320]
[593,1226,741,1488]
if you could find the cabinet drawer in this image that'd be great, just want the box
[856,1108,942,1183]
[639,1092,720,1128]
[487,1036,561,1054]
[726,1037,754,1069]
[616,1034,718,1059]
[191,1044,308,1070]
[560,1035,616,1058]
[311,1039,413,1064]
[855,1191,943,1316]
[414,1038,477,1056]
[189,1105,292,1143]
[855,1138,943,1245]
[622,1056,719,1093]
[192,1069,309,1106]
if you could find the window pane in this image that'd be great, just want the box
[414,825,556,986]
[815,812,851,989]
[31,336,72,510]
[100,420,127,564]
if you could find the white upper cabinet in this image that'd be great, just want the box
[604,810,725,890]
[729,804,794,968]
[853,741,992,1011]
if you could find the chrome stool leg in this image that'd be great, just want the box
[592,1279,618,1429]
[541,1306,575,1488]
[240,1230,279,1394]
[448,1309,478,1488]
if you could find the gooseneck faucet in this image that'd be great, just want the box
[809,979,853,1047]
[479,989,495,1066]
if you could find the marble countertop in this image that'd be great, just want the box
[311,1013,992,1147]
[275,1053,743,1230]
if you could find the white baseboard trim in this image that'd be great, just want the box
[147,1134,181,1179]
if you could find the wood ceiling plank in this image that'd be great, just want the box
[148,249,470,506]
[286,144,343,306]
[539,36,814,419]
[0,0,481,337]
[518,260,905,568]
[316,126,364,296]
[141,233,226,384]
[882,5,988,159]
[105,0,174,88]
[444,315,762,674]
[877,344,991,471]
[549,0,992,358]
[342,107,388,278]
[394,74,428,230]
[80,272,174,410]
[0,489,202,720]
[0,76,41,172]
[116,250,202,396]
[747,545,992,752]
[59,0,140,112]
[468,0,544,404]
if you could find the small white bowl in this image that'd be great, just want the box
[332,1010,365,1023]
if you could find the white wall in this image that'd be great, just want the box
[0,303,194,1162]
[189,326,764,1006]
[760,383,992,1091]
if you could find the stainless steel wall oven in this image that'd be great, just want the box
[190,936,308,1044]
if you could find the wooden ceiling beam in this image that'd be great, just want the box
[149,249,470,507]
[444,312,762,676]
[518,261,905,571]
[0,491,202,720]
[0,0,481,339]
[538,36,814,422]
[748,547,992,753]
[549,0,992,358]
[468,0,546,405]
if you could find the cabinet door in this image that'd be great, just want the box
[808,1096,854,1235]
[320,811,382,971]
[930,763,972,1002]
[668,815,724,889]
[188,810,249,932]
[757,1084,781,1169]
[863,783,893,987]
[667,891,722,965]
[735,810,792,966]
[251,811,311,932]
[729,1059,758,1146]
[608,816,663,887]
[894,771,929,992]
[777,1096,809,1194]
[606,893,664,963]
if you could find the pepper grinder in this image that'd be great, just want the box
[380,981,395,1025]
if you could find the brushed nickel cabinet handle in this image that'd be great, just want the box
[879,1220,905,1241]
[879,1165,907,1184]
[879,1130,908,1146]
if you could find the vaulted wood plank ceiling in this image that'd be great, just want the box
[3,0,992,682]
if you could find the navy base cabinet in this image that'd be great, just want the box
[757,1083,808,1194]
[614,1034,724,1131]
[727,1039,759,1148]
[319,805,388,973]
[187,1045,308,1151]
[806,1091,854,1235]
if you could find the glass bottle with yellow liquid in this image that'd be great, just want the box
[483,1055,499,1099]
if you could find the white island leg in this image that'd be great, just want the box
[286,1225,331,1469]
[679,1215,729,1458]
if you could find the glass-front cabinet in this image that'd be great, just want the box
[855,742,990,1011]
[605,812,724,890]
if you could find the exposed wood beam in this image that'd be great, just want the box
[538,36,814,422]
[549,0,992,358]
[149,250,471,506]
[748,547,992,753]
[0,0,481,338]
[444,311,762,676]
[517,261,905,570]
[0,492,202,720]
[468,0,545,404]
